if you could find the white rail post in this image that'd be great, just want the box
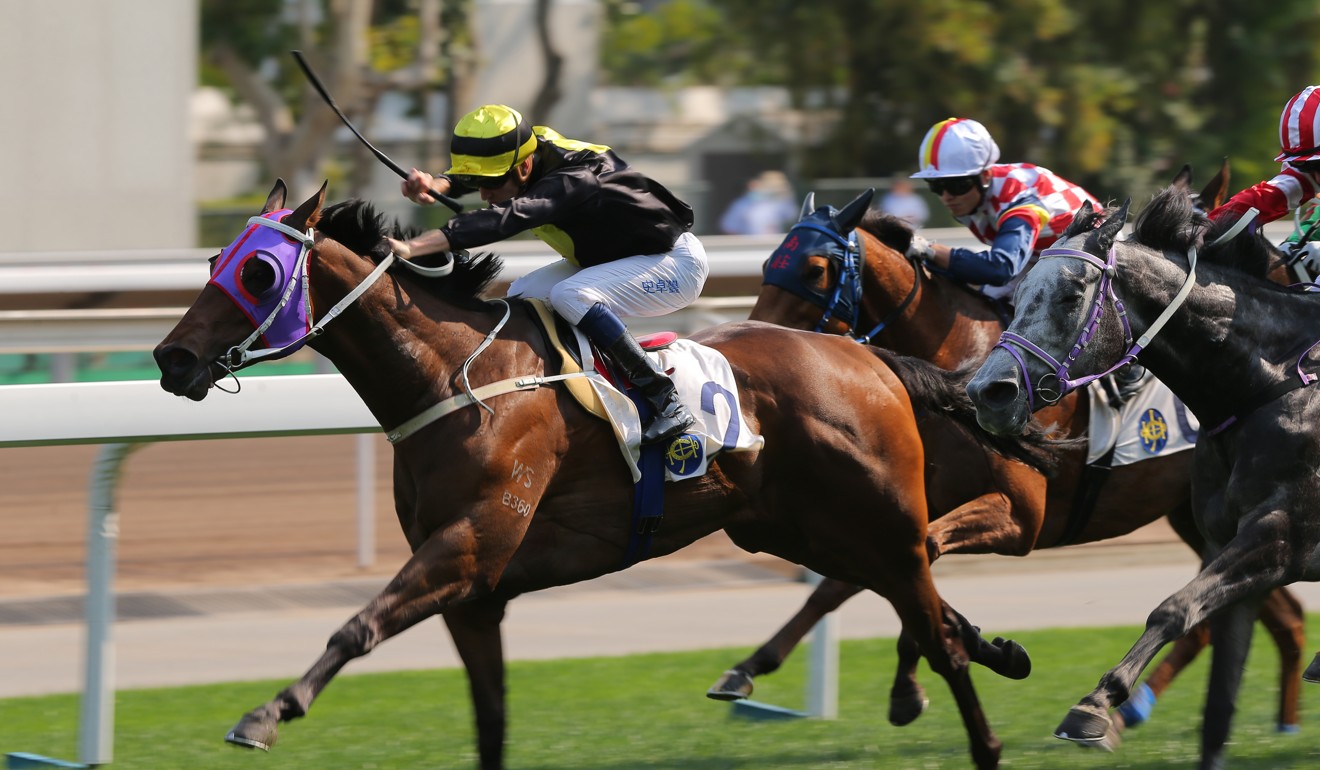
[804,570,839,719]
[355,434,376,568]
[78,442,144,765]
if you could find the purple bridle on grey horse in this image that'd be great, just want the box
[992,211,1259,410]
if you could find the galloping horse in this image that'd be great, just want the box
[967,190,1320,768]
[154,180,1054,770]
[720,179,1305,739]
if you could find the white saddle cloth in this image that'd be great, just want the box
[569,328,765,483]
[1086,375,1199,466]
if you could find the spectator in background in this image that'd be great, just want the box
[719,171,797,235]
[879,176,930,228]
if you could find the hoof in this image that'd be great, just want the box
[888,684,928,727]
[1304,654,1320,683]
[1115,682,1156,728]
[1278,723,1301,734]
[707,669,754,701]
[992,637,1032,680]
[1055,706,1119,751]
[226,710,278,751]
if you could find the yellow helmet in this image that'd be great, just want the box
[445,104,538,178]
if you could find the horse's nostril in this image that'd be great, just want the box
[980,381,1020,408]
[154,345,198,377]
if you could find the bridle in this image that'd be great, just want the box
[220,214,455,371]
[992,213,1255,409]
[765,220,922,344]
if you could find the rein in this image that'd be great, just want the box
[991,213,1256,408]
[218,215,589,442]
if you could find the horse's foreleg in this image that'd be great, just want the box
[883,569,1002,769]
[1200,600,1258,770]
[1114,621,1209,730]
[1055,527,1290,747]
[226,517,521,753]
[707,578,862,701]
[1256,587,1305,731]
[444,597,510,770]
[888,630,927,726]
[926,492,1039,560]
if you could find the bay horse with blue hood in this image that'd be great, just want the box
[154,179,1056,770]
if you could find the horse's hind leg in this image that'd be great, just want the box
[707,578,862,701]
[1257,587,1305,731]
[444,598,510,770]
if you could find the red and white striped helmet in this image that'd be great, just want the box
[911,118,1001,178]
[1276,86,1320,163]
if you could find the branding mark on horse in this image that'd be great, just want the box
[501,490,534,517]
[510,460,535,488]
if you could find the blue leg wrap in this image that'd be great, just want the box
[1116,682,1156,727]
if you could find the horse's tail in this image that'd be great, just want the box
[868,346,1062,476]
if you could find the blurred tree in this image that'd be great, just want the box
[199,0,570,199]
[603,0,1320,205]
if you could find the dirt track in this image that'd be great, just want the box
[0,437,750,599]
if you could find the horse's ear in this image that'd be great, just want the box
[1170,164,1193,190]
[835,188,876,232]
[261,179,288,215]
[799,192,817,221]
[1200,157,1230,210]
[1095,198,1130,251]
[287,181,328,231]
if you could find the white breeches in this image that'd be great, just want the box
[507,231,709,324]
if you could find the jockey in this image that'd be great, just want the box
[905,117,1100,303]
[388,104,707,444]
[905,117,1144,399]
[1210,85,1320,270]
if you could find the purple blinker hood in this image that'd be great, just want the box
[207,209,314,361]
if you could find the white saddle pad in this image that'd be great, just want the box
[1087,375,1199,466]
[570,329,765,483]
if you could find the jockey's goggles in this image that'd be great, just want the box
[450,172,511,190]
[925,175,980,196]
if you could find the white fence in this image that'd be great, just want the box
[2,376,376,766]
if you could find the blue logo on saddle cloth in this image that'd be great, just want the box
[663,434,705,477]
[1139,408,1169,454]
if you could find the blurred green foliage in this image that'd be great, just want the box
[603,0,1320,203]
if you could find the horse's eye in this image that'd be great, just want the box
[240,256,278,298]
[804,264,826,282]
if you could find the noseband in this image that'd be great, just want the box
[993,213,1257,409]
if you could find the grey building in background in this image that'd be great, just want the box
[0,0,196,251]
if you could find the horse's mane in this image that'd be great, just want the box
[1130,187,1273,277]
[857,209,915,253]
[317,199,505,300]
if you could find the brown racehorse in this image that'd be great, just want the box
[153,180,1056,770]
[719,171,1305,741]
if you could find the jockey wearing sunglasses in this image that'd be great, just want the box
[906,117,1098,303]
[391,104,706,445]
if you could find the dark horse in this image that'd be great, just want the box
[153,180,1055,770]
[721,177,1305,740]
[967,189,1320,769]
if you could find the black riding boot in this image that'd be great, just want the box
[578,302,695,444]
